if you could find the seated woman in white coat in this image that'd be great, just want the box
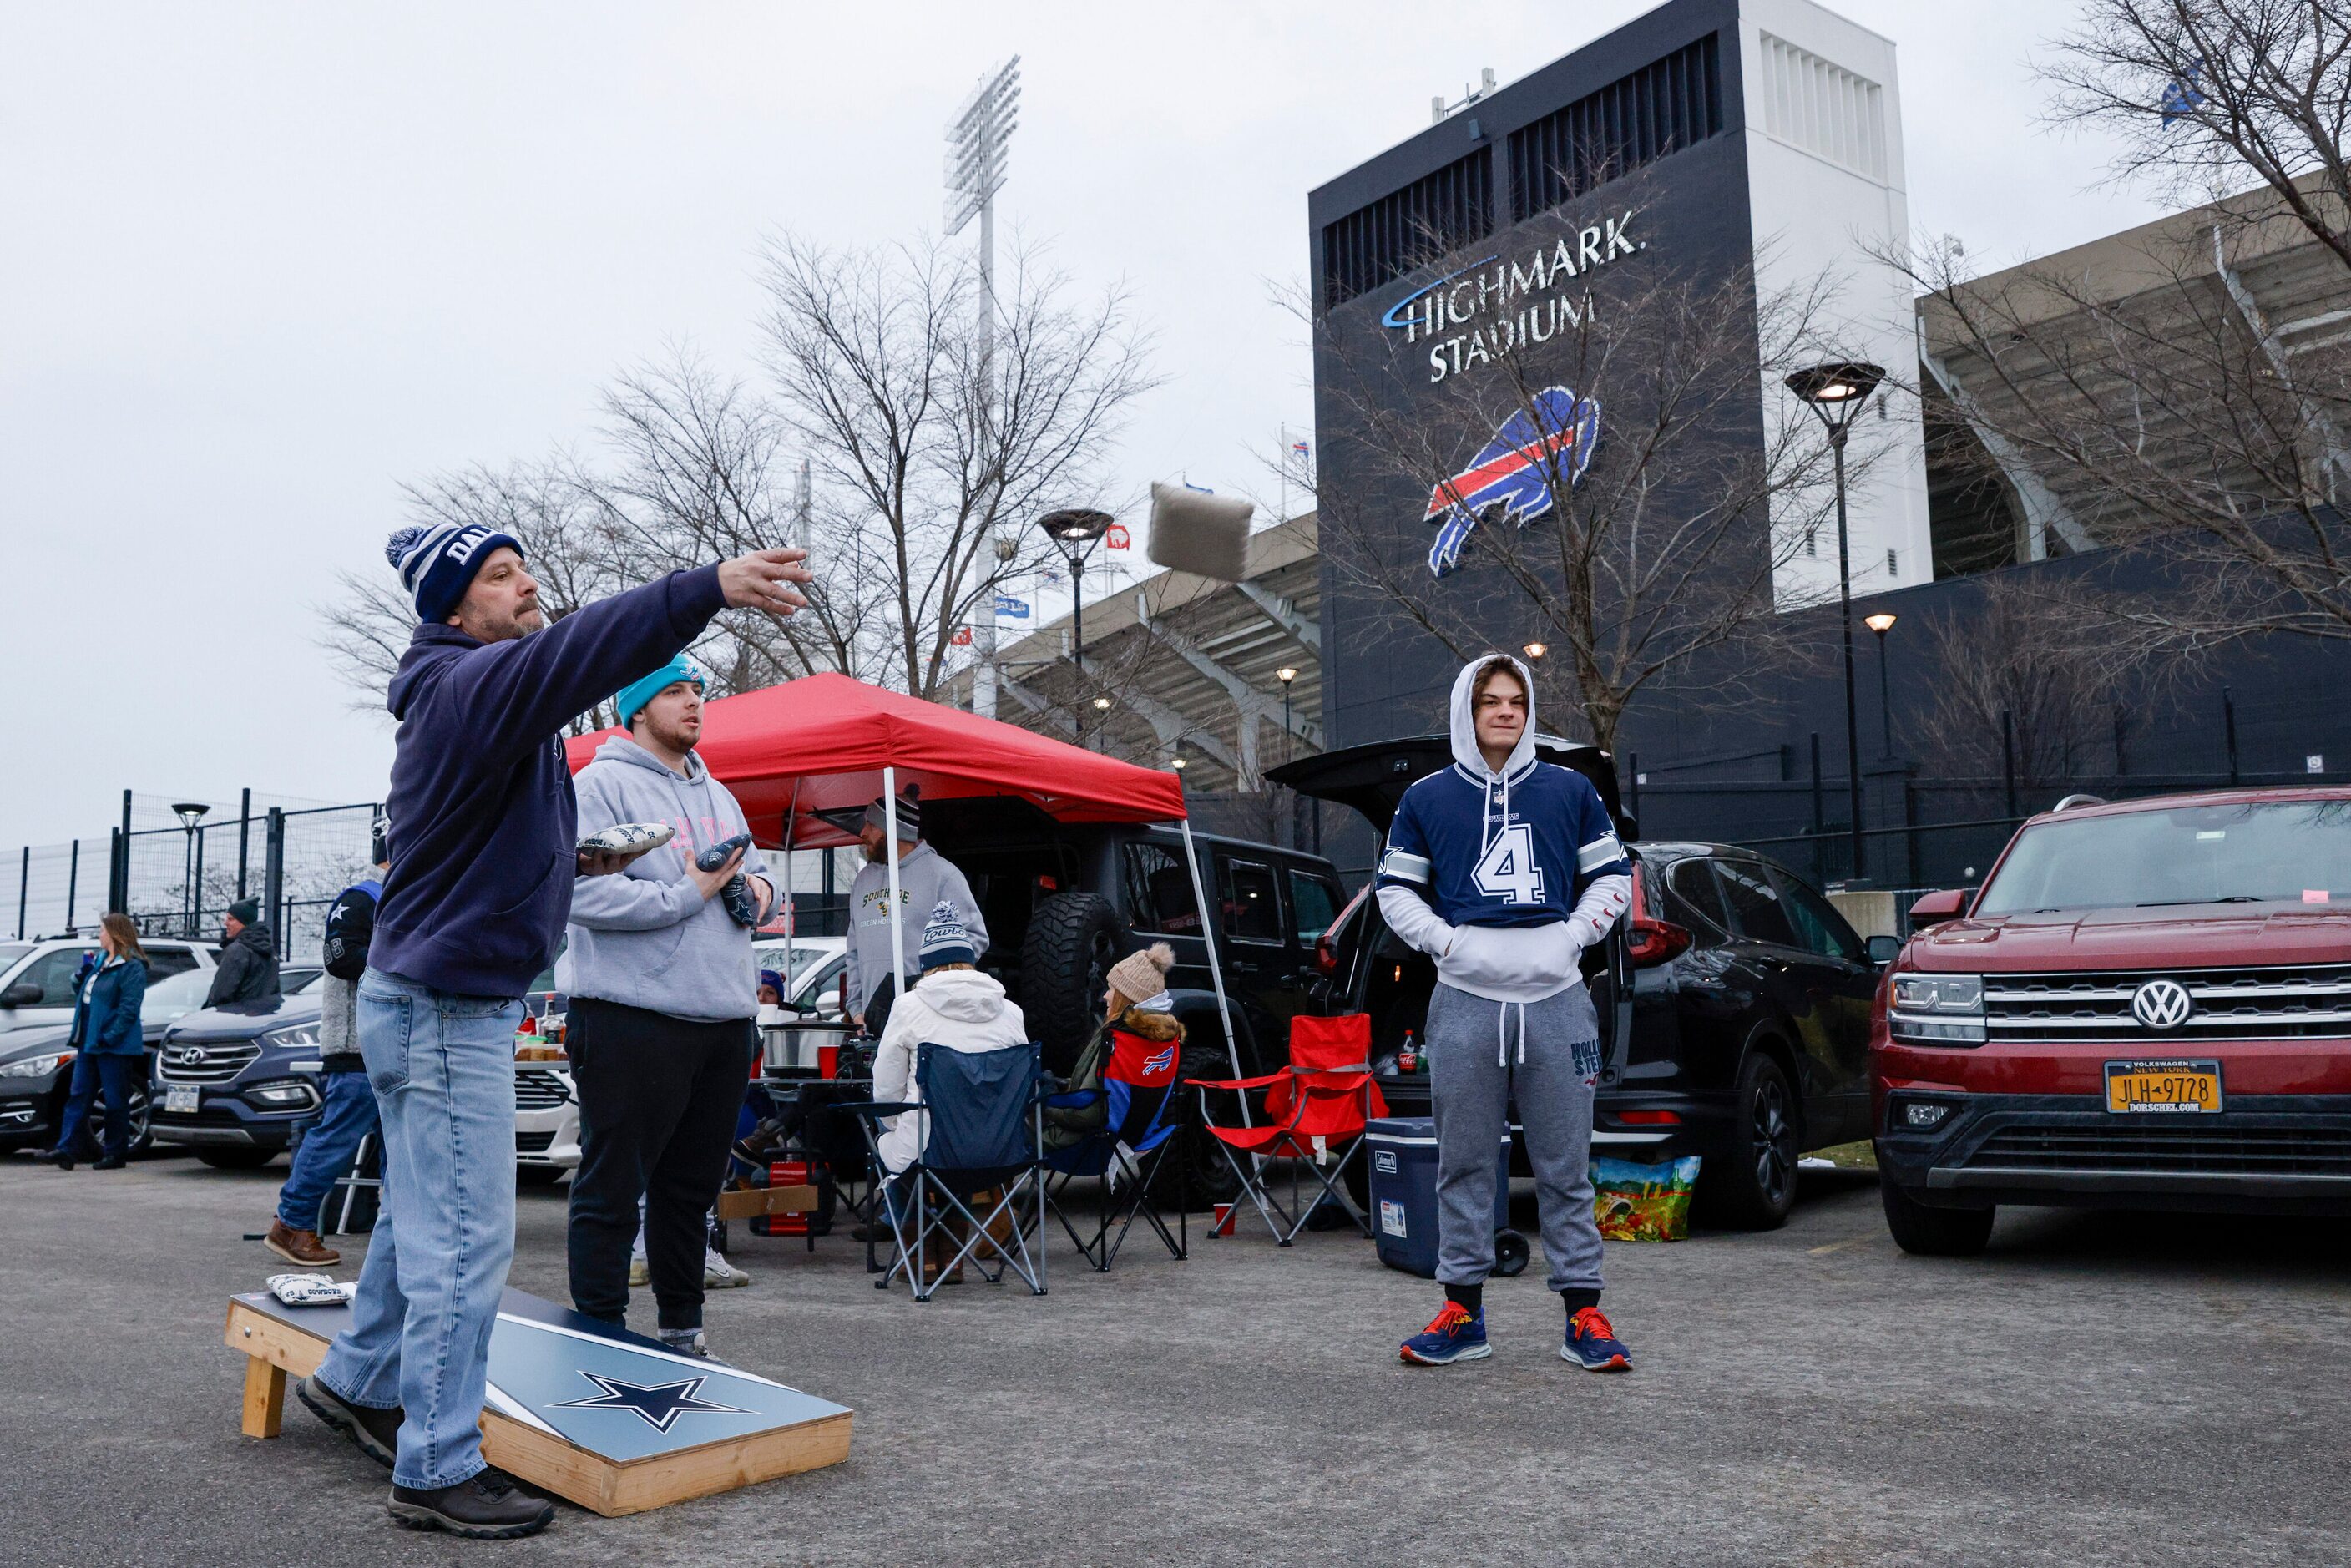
[871,902,1031,1176]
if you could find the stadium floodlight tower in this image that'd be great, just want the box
[945,54,1022,719]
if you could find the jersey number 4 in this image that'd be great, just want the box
[1473,824,1545,906]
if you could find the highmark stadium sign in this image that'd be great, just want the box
[1380,212,1647,383]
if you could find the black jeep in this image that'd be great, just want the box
[916,797,1347,1094]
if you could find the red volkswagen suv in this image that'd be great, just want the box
[1873,788,2351,1255]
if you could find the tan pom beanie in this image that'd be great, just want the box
[1105,943,1176,1006]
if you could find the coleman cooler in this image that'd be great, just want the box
[1366,1116,1513,1277]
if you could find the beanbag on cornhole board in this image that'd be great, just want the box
[1146,482,1254,582]
[225,1287,852,1515]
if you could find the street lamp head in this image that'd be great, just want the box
[1091,695,1112,711]
[171,802,211,830]
[1170,756,1186,770]
[1522,641,1548,660]
[1038,508,1114,544]
[1784,361,1886,432]
[1864,612,1898,635]
[1275,666,1298,684]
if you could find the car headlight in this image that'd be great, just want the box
[5,1051,73,1079]
[1888,973,1985,1045]
[245,1079,320,1109]
[260,1023,321,1050]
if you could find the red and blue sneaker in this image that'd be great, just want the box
[1562,1305,1631,1371]
[1399,1301,1490,1365]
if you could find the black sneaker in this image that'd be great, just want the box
[296,1377,402,1469]
[388,1471,554,1540]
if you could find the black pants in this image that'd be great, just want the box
[566,998,754,1332]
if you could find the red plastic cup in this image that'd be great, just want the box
[818,1043,840,1079]
[1211,1202,1237,1237]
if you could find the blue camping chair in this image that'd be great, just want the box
[1042,1075,1187,1272]
[846,1042,1049,1302]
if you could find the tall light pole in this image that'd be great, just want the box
[1865,611,1898,761]
[946,56,1021,720]
[1785,360,1885,882]
[1039,508,1113,739]
[172,802,210,938]
[1276,666,1299,766]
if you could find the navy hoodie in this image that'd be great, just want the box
[370,564,727,998]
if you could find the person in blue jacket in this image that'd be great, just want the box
[291,518,812,1543]
[38,913,149,1171]
[1379,655,1636,1373]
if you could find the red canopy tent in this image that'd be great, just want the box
[564,672,1186,846]
[564,673,1238,1080]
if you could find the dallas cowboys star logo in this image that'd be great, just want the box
[549,1373,752,1433]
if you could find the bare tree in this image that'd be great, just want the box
[1883,1,2351,650]
[1904,575,2182,787]
[2043,0,2351,268]
[1307,235,1859,755]
[587,348,872,692]
[320,232,1155,717]
[757,234,1155,699]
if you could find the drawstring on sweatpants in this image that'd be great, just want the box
[1496,1000,1527,1066]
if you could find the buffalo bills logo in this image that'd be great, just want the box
[1424,387,1600,577]
[1143,1044,1176,1077]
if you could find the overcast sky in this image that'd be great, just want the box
[0,0,2167,850]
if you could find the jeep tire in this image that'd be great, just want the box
[1019,890,1123,1074]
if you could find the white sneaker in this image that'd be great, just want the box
[703,1248,751,1289]
[627,1256,649,1287]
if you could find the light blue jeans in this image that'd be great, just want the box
[315,968,521,1490]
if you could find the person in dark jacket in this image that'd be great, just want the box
[204,898,281,1009]
[265,833,390,1267]
[38,913,150,1171]
[291,518,811,1543]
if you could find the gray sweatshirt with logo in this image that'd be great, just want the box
[558,736,771,1023]
[844,842,988,1011]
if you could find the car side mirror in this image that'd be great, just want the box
[1865,933,1903,967]
[0,982,41,1008]
[1908,888,1968,928]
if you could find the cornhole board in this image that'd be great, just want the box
[225,1287,852,1516]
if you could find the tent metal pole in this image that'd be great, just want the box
[882,766,907,1007]
[779,780,801,1006]
[1177,817,1250,1127]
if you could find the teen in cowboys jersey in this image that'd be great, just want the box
[1378,655,1636,1371]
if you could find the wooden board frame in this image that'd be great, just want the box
[225,1296,852,1516]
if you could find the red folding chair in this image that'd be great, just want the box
[1185,1014,1388,1246]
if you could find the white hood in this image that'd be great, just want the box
[907,966,1014,1026]
[1449,655,1538,781]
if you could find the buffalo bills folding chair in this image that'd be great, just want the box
[1040,1066,1188,1273]
[1185,1014,1386,1246]
[845,1041,1049,1302]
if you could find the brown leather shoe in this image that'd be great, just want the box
[266,1218,341,1267]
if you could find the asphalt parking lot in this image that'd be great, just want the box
[3,1153,2348,1568]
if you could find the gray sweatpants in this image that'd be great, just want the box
[1427,979,1605,1295]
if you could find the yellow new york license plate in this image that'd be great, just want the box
[2104,1060,2222,1114]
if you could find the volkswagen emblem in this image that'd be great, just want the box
[2131,978,2194,1031]
[174,1044,207,1066]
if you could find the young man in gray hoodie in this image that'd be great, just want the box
[845,791,987,1039]
[1380,655,1636,1372]
[559,654,773,1356]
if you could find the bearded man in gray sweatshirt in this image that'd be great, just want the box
[559,654,773,1357]
[845,790,987,1039]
